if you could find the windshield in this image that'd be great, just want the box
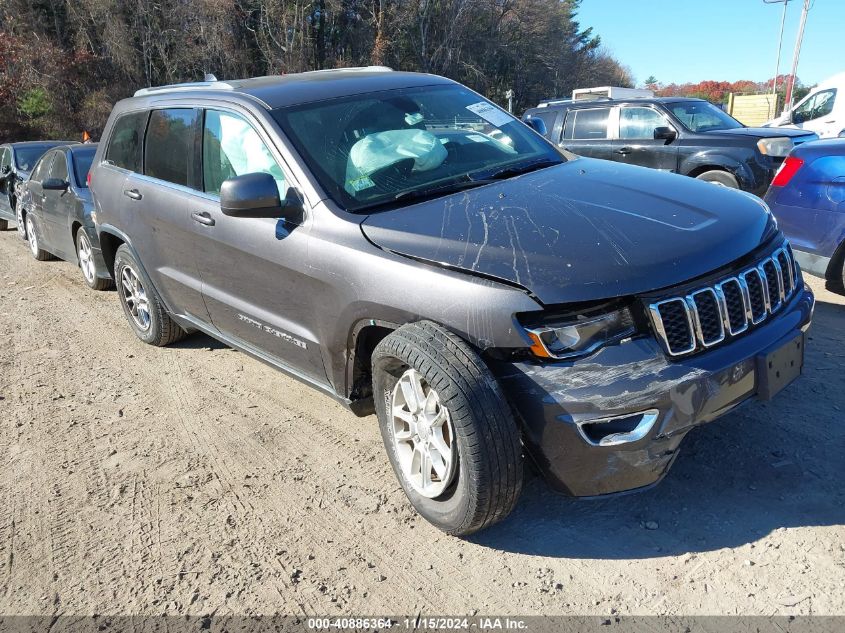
[273,84,563,212]
[666,102,744,132]
[14,146,53,171]
[71,147,96,187]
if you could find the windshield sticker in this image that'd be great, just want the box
[466,102,513,127]
[347,175,375,192]
[467,134,492,143]
[404,112,424,126]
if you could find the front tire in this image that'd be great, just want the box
[25,215,53,261]
[114,244,186,346]
[76,229,113,291]
[372,321,523,536]
[695,169,739,188]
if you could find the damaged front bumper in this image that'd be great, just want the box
[495,285,815,497]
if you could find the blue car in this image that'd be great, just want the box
[764,138,845,294]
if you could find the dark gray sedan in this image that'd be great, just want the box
[18,144,113,290]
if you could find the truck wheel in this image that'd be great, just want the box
[76,229,113,291]
[114,244,186,346]
[372,321,523,536]
[696,170,739,188]
[25,215,53,261]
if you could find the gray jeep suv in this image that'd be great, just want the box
[90,68,814,535]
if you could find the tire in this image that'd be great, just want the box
[372,320,523,536]
[16,205,27,240]
[695,169,739,188]
[0,219,7,231]
[114,244,186,346]
[76,229,113,291]
[25,215,54,261]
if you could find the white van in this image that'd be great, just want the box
[764,72,845,138]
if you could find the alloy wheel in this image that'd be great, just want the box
[77,231,96,284]
[120,265,151,331]
[26,216,39,257]
[390,368,457,498]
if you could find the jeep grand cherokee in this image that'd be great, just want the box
[89,69,814,535]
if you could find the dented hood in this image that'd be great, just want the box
[360,158,777,305]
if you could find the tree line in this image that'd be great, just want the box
[0,0,633,141]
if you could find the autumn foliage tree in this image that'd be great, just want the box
[0,0,633,141]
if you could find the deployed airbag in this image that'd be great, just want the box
[346,129,448,194]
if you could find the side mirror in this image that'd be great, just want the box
[220,172,303,220]
[654,126,677,142]
[524,117,548,137]
[42,178,69,191]
[1,165,10,175]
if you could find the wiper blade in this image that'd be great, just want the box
[481,158,561,180]
[393,178,495,202]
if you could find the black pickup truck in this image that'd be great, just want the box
[523,97,818,195]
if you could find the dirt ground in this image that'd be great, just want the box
[0,228,843,618]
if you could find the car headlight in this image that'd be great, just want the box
[523,307,636,360]
[757,137,793,157]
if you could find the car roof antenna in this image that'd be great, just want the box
[204,73,218,82]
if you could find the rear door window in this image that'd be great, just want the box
[0,148,10,172]
[144,109,200,188]
[563,108,610,140]
[105,111,149,172]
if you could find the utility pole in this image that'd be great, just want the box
[763,0,790,117]
[505,89,514,113]
[785,0,812,114]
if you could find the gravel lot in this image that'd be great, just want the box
[0,228,843,617]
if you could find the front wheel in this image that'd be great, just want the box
[16,205,26,240]
[76,229,113,291]
[695,169,739,188]
[114,244,186,346]
[372,321,523,536]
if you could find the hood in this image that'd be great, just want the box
[702,126,815,140]
[360,158,777,305]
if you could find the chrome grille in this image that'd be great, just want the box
[648,245,798,357]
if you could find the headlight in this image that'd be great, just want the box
[524,307,636,360]
[757,137,793,157]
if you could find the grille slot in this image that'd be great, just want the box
[648,244,798,357]
[652,299,695,355]
[717,278,748,335]
[744,269,767,323]
[690,289,724,346]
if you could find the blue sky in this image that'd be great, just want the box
[576,0,843,87]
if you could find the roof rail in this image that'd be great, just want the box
[308,65,393,73]
[133,81,235,97]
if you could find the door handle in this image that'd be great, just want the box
[615,147,633,155]
[123,189,142,200]
[191,211,215,226]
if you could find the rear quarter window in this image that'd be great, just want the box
[105,111,149,172]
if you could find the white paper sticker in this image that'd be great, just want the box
[467,134,491,143]
[466,102,514,128]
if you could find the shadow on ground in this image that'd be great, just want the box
[472,299,845,559]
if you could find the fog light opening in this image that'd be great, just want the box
[577,410,660,447]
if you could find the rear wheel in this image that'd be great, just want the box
[25,215,53,261]
[695,169,739,188]
[114,244,186,346]
[372,321,523,536]
[76,229,113,291]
